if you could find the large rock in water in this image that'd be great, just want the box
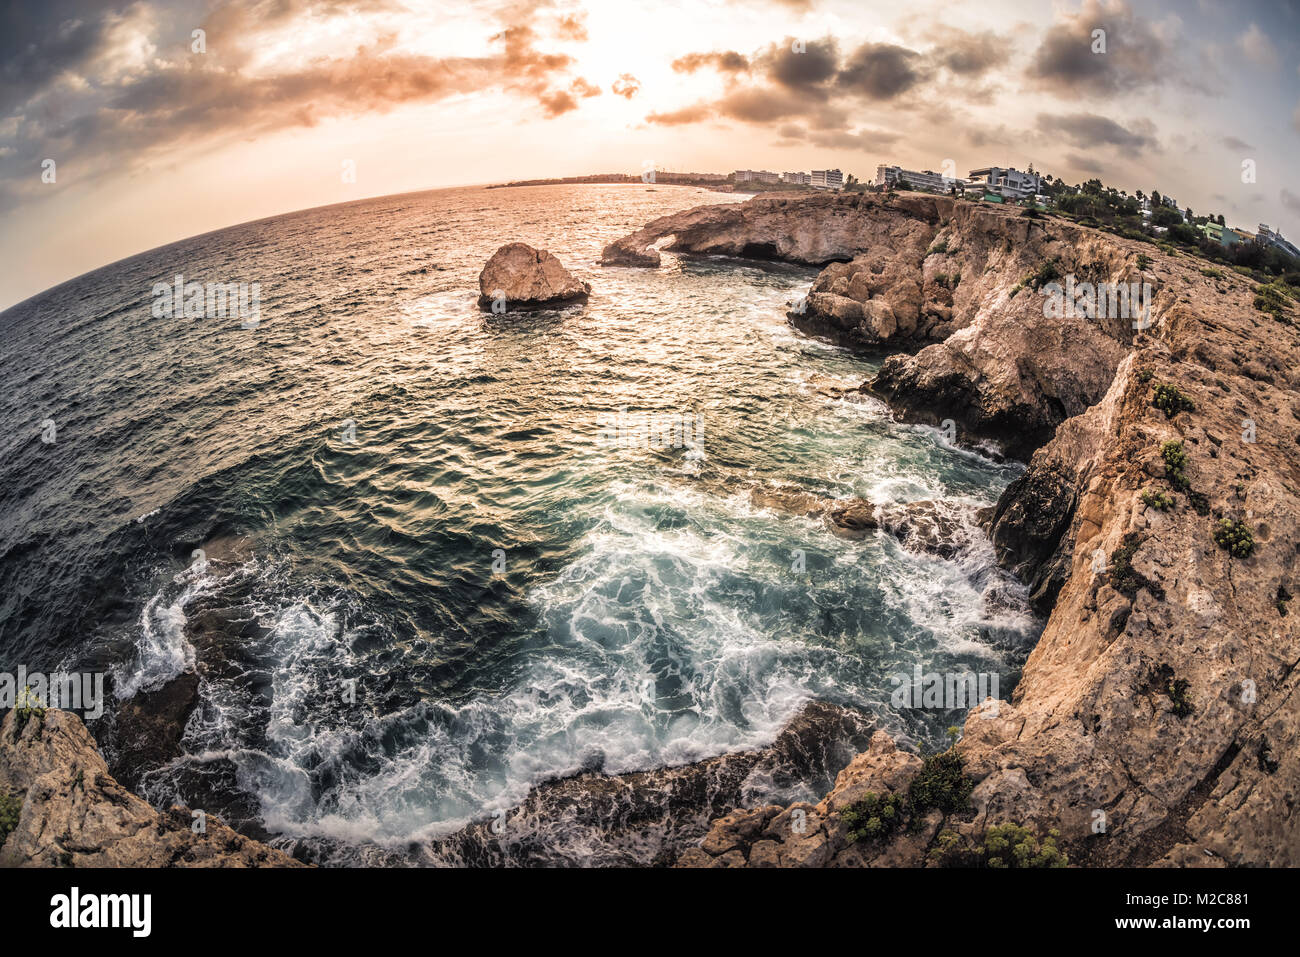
[477,242,590,311]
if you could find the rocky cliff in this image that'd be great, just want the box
[0,707,302,867]
[605,190,1300,867]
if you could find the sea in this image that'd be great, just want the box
[0,183,1038,865]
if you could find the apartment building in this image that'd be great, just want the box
[966,166,1045,201]
[873,165,955,192]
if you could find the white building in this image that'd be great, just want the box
[966,166,1045,201]
[1259,224,1300,258]
[781,171,811,185]
[734,169,780,184]
[810,168,844,189]
[874,165,957,193]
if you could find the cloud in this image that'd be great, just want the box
[1036,112,1157,151]
[645,102,715,126]
[836,42,927,98]
[1026,0,1202,97]
[0,0,601,213]
[555,13,588,42]
[611,73,640,98]
[671,50,749,74]
[763,38,840,89]
[1236,23,1278,69]
[1221,135,1255,151]
[922,26,1012,76]
[1282,189,1300,215]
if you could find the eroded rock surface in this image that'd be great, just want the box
[607,190,1300,867]
[0,708,302,867]
[410,700,876,867]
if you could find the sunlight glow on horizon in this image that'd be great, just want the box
[1,0,1297,310]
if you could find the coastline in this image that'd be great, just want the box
[4,188,1297,867]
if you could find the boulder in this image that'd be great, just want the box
[477,243,590,311]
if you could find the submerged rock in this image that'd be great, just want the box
[477,242,590,311]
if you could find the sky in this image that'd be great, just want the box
[1,0,1299,310]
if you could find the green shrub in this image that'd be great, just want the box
[926,238,949,257]
[1153,384,1195,418]
[842,791,906,844]
[1136,254,1152,270]
[0,790,20,850]
[981,823,1068,868]
[909,749,974,817]
[1255,282,1295,324]
[928,823,1069,868]
[1199,267,1223,278]
[1213,518,1255,558]
[14,686,45,734]
[1137,368,1154,383]
[1141,489,1175,510]
[1161,440,1189,490]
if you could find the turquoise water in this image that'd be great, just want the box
[0,184,1035,863]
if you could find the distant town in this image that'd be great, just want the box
[486,162,1300,272]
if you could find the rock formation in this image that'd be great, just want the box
[606,190,1300,867]
[0,707,302,867]
[478,242,590,311]
[411,700,875,867]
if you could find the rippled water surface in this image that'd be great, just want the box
[0,184,1037,863]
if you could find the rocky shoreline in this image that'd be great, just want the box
[601,190,1300,866]
[4,189,1296,867]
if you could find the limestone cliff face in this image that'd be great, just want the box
[605,191,1136,460]
[0,708,302,867]
[607,191,1300,867]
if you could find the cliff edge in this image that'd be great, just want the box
[605,190,1300,867]
[0,707,302,867]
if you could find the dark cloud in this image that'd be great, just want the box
[1037,112,1156,152]
[1026,0,1199,98]
[761,38,840,90]
[0,0,599,214]
[0,0,135,113]
[836,42,927,99]
[1221,135,1255,151]
[648,34,931,143]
